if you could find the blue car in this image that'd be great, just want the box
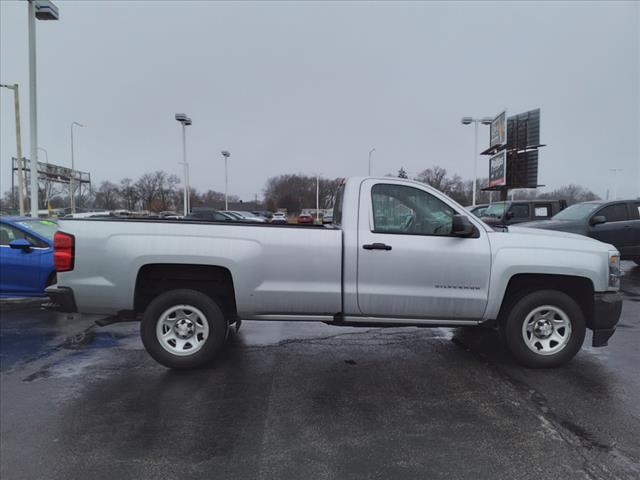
[0,217,58,297]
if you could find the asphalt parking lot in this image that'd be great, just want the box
[1,262,639,480]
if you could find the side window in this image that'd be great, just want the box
[0,224,18,246]
[597,204,629,223]
[0,224,46,248]
[371,184,456,236]
[509,204,530,219]
[533,204,551,218]
[633,202,640,220]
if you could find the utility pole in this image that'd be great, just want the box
[316,174,320,224]
[1,84,25,215]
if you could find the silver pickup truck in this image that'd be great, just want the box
[46,177,623,369]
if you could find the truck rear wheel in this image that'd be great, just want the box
[141,289,228,369]
[502,290,585,368]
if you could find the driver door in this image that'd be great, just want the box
[357,180,491,320]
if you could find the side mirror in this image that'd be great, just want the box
[9,238,32,252]
[451,214,475,237]
[590,215,606,226]
[505,211,514,220]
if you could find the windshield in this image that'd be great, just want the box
[14,219,57,240]
[482,202,507,218]
[552,203,600,221]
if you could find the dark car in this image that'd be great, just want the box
[480,199,567,227]
[520,200,640,263]
[185,210,234,222]
[0,217,58,297]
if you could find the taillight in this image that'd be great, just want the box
[53,231,75,272]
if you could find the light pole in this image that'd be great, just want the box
[175,113,192,216]
[1,83,25,215]
[70,121,84,213]
[316,174,320,224]
[608,168,623,200]
[222,150,231,210]
[28,0,59,217]
[461,116,492,206]
[368,148,376,176]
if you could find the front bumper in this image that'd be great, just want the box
[43,286,77,313]
[590,292,623,347]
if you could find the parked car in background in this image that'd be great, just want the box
[185,210,234,222]
[0,217,57,297]
[468,204,489,217]
[480,200,567,227]
[323,210,334,224]
[223,211,266,223]
[297,213,314,224]
[521,200,640,264]
[270,212,288,224]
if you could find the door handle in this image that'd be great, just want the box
[362,243,392,251]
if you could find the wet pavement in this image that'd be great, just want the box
[1,261,639,479]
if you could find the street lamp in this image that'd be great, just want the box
[175,113,192,216]
[221,150,231,210]
[368,148,376,176]
[1,83,25,215]
[28,0,59,217]
[70,121,84,213]
[461,116,492,206]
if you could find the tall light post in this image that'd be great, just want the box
[222,150,231,210]
[608,168,623,200]
[1,83,25,215]
[368,148,376,176]
[461,116,492,206]
[175,113,192,216]
[316,173,320,224]
[28,0,59,217]
[70,121,84,213]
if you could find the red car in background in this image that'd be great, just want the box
[297,213,314,224]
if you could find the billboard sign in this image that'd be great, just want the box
[489,150,507,187]
[490,111,507,149]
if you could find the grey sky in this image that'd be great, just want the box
[1,0,638,201]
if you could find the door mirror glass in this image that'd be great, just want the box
[451,215,475,237]
[590,215,606,226]
[9,238,32,251]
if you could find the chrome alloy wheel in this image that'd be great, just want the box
[156,305,210,356]
[521,305,572,356]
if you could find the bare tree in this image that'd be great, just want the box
[94,181,121,210]
[119,178,139,211]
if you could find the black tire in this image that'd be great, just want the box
[141,289,228,369]
[502,290,586,368]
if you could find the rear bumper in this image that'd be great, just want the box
[591,292,623,347]
[43,286,77,313]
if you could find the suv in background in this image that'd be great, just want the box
[521,200,640,264]
[480,200,567,227]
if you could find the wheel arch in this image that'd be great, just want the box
[134,264,238,321]
[496,273,595,329]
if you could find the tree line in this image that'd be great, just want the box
[0,165,600,214]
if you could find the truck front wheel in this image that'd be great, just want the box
[502,290,586,368]
[141,289,228,369]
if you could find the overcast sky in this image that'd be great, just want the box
[1,0,638,201]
